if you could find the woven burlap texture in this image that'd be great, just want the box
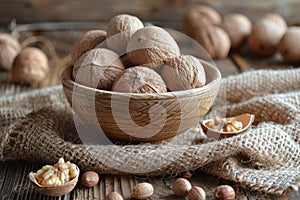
[0,68,299,195]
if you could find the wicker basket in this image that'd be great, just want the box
[61,61,221,143]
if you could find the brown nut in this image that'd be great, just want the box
[221,13,252,49]
[161,55,206,91]
[187,186,206,200]
[81,171,99,188]
[73,48,124,90]
[172,178,192,197]
[112,66,167,93]
[214,185,235,200]
[183,5,221,37]
[105,191,124,200]
[248,13,287,56]
[194,26,231,59]
[278,26,300,62]
[106,14,144,54]
[127,26,180,68]
[71,30,107,64]
[0,33,21,71]
[11,47,49,84]
[132,182,154,199]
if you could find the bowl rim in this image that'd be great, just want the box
[61,59,222,100]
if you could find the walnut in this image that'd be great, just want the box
[11,47,49,84]
[106,14,144,54]
[161,55,206,91]
[73,48,124,90]
[183,5,221,37]
[71,30,107,64]
[127,26,180,69]
[194,26,231,59]
[112,66,167,93]
[0,33,21,71]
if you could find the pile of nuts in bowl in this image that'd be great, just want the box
[71,14,207,93]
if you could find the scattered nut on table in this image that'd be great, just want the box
[187,186,206,200]
[81,171,99,188]
[214,185,236,200]
[105,191,124,200]
[172,178,192,197]
[132,182,154,199]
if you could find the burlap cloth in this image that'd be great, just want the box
[0,68,299,195]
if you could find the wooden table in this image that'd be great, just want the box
[0,24,299,200]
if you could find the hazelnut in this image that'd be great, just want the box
[73,48,124,90]
[221,13,252,49]
[194,26,231,59]
[71,30,107,64]
[0,33,21,71]
[11,47,49,84]
[214,185,235,200]
[106,14,144,54]
[105,191,124,200]
[187,186,206,200]
[132,182,154,199]
[112,66,167,93]
[248,13,287,56]
[127,26,180,68]
[183,5,221,37]
[81,171,99,188]
[161,55,206,91]
[278,26,300,62]
[172,178,192,197]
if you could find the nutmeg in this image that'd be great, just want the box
[248,13,287,56]
[183,5,221,37]
[221,13,252,49]
[214,185,235,200]
[127,26,180,68]
[0,33,21,71]
[11,47,49,84]
[105,191,124,200]
[187,186,206,200]
[73,48,124,90]
[278,26,300,62]
[161,55,206,91]
[172,178,192,197]
[194,26,231,59]
[132,182,154,199]
[106,14,144,54]
[71,30,107,64]
[112,66,167,93]
[81,171,99,188]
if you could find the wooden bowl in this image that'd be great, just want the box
[61,60,221,143]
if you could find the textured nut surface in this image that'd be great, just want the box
[0,33,21,70]
[81,171,99,188]
[221,13,252,49]
[127,26,180,68]
[248,13,287,56]
[194,26,231,59]
[187,186,206,200]
[71,30,107,64]
[278,26,300,62]
[184,5,221,37]
[104,191,124,200]
[214,185,235,200]
[161,55,206,91]
[106,14,144,54]
[11,47,49,84]
[73,48,124,90]
[132,182,154,199]
[172,178,192,197]
[112,66,167,93]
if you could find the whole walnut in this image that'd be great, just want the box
[73,48,124,90]
[161,55,206,91]
[183,5,221,37]
[11,47,49,84]
[71,30,107,64]
[106,14,144,54]
[127,26,180,69]
[112,66,167,93]
[278,26,300,62]
[0,33,21,71]
[194,26,231,59]
[221,13,252,49]
[247,13,287,56]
